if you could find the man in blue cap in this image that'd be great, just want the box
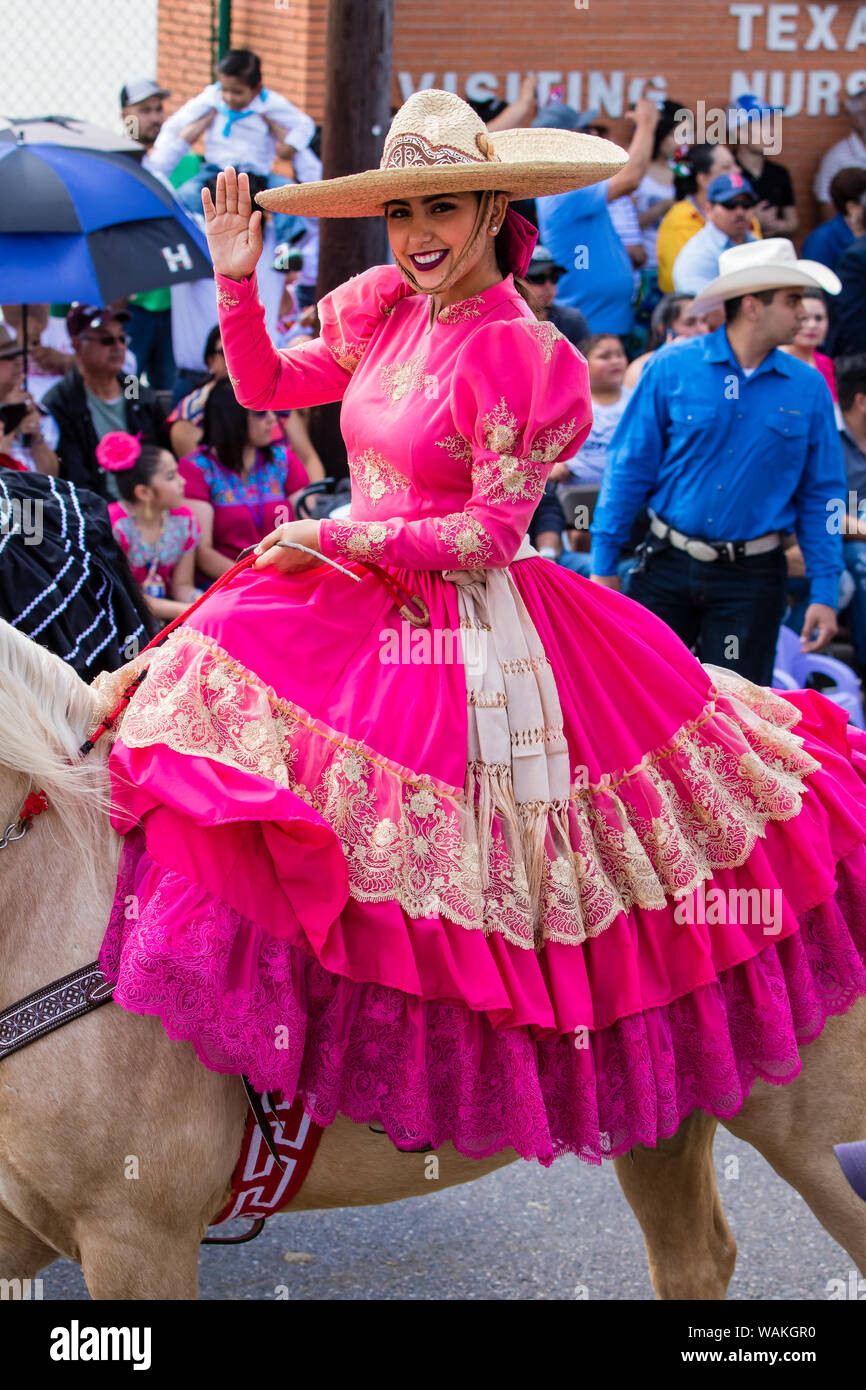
[535,98,659,335]
[731,93,797,238]
[672,171,759,295]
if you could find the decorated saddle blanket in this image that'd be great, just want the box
[210,1094,323,1227]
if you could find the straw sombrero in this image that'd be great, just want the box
[256,89,627,220]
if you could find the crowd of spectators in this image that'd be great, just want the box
[0,47,325,671]
[4,63,866,707]
[514,82,866,698]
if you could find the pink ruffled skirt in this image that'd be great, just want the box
[97,557,866,1163]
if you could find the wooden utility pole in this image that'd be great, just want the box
[310,0,395,476]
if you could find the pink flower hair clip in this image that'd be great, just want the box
[95,430,143,471]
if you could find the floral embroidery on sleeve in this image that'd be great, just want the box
[483,398,520,455]
[436,432,473,466]
[470,398,542,502]
[433,513,493,566]
[523,319,566,363]
[351,449,412,503]
[529,419,580,462]
[216,286,241,309]
[327,519,395,562]
[464,398,582,503]
[326,340,366,374]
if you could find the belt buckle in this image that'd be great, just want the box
[685,539,719,563]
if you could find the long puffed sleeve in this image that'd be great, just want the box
[319,317,592,571]
[216,264,415,410]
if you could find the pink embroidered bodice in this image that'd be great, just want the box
[215,264,592,570]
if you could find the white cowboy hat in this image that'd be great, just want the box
[256,89,627,219]
[691,237,842,313]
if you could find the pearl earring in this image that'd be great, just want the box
[491,224,498,232]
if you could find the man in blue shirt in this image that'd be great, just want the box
[672,171,758,295]
[535,98,658,334]
[590,239,845,685]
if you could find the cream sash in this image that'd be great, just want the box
[442,536,571,915]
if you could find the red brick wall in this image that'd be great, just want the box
[156,0,214,108]
[156,0,329,175]
[158,0,866,235]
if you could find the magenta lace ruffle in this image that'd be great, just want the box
[101,830,866,1165]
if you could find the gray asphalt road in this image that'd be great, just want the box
[37,1132,857,1301]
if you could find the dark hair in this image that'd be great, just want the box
[647,292,697,350]
[673,142,725,200]
[723,287,777,323]
[578,332,625,356]
[835,354,866,412]
[493,233,534,306]
[479,192,534,306]
[830,166,866,214]
[467,96,506,124]
[202,170,269,204]
[801,287,828,305]
[652,99,684,160]
[217,48,262,90]
[114,443,167,504]
[181,324,224,392]
[201,377,272,475]
[204,325,222,361]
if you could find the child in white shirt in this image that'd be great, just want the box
[556,335,632,487]
[152,48,315,226]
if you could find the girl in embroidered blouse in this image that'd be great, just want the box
[100,432,203,625]
[97,91,866,1169]
[178,379,314,581]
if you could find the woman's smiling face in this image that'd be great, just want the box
[385,192,484,289]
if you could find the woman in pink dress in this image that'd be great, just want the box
[98,92,866,1165]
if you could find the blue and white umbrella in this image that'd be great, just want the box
[0,140,212,303]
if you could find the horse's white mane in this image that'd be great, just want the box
[0,619,117,892]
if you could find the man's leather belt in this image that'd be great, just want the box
[648,511,782,564]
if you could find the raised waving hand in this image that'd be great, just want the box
[201,167,263,281]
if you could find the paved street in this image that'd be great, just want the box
[39,1132,856,1301]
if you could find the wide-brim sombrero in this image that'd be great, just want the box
[256,89,627,220]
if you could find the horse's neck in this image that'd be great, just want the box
[0,779,119,1009]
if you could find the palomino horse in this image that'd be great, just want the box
[1,617,865,1301]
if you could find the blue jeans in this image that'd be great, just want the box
[626,537,788,686]
[125,304,175,391]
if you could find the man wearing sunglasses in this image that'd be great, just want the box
[43,305,170,502]
[672,172,760,297]
[525,245,590,348]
